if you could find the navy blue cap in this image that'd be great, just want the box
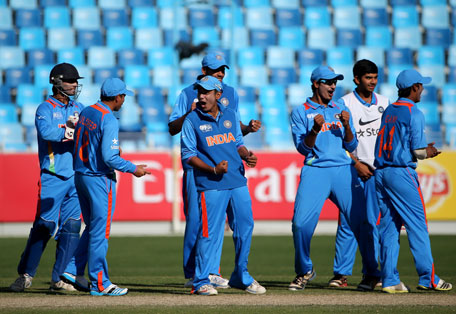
[194,75,223,92]
[101,78,134,97]
[310,65,344,82]
[396,69,432,89]
[202,52,230,70]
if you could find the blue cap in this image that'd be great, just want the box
[396,69,432,89]
[310,65,344,82]
[201,52,230,70]
[101,78,134,97]
[194,75,223,92]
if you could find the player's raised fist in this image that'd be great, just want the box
[215,160,228,174]
[248,119,262,133]
[339,110,350,127]
[313,114,325,132]
[134,164,151,177]
[244,151,257,168]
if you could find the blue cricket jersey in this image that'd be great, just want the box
[374,98,427,169]
[169,81,240,170]
[290,97,358,167]
[181,103,247,191]
[36,96,84,179]
[73,101,136,176]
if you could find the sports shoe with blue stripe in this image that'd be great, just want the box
[61,272,90,292]
[90,284,128,296]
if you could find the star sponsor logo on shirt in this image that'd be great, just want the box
[37,115,45,120]
[223,120,232,129]
[199,124,213,132]
[111,138,119,150]
[221,97,229,106]
[53,112,63,119]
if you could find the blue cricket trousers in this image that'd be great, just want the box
[292,165,379,277]
[193,186,254,291]
[375,167,441,288]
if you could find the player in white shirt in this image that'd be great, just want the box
[329,60,389,290]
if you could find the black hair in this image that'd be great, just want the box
[353,59,378,78]
[398,86,412,98]
[100,95,116,102]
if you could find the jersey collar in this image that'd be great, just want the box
[353,89,377,107]
[48,95,75,108]
[305,97,338,109]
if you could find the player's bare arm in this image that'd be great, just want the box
[133,164,151,177]
[188,156,228,175]
[168,101,197,136]
[241,120,262,136]
[238,146,257,168]
[304,114,324,148]
[339,110,354,143]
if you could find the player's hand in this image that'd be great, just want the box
[425,142,441,159]
[339,110,350,128]
[66,115,78,129]
[64,126,74,140]
[248,120,262,133]
[133,164,151,177]
[244,151,257,168]
[215,160,228,174]
[354,161,374,182]
[312,114,325,134]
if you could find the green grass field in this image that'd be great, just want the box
[1,235,455,313]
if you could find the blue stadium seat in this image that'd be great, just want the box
[107,27,133,50]
[392,6,418,28]
[123,65,150,88]
[307,27,335,49]
[152,66,178,88]
[132,7,157,28]
[417,46,445,66]
[424,123,444,148]
[259,85,286,108]
[129,0,153,6]
[450,45,456,66]
[19,28,45,51]
[99,0,126,9]
[390,0,416,5]
[93,67,120,85]
[302,0,328,6]
[21,103,38,128]
[218,6,243,29]
[141,101,167,124]
[137,86,165,108]
[332,0,357,6]
[379,83,397,101]
[102,9,128,27]
[10,0,37,9]
[88,47,115,68]
[147,47,176,68]
[365,26,392,49]
[305,7,330,29]
[44,6,70,28]
[119,101,142,132]
[73,7,101,29]
[77,84,100,106]
[246,7,274,29]
[420,0,446,5]
[394,27,422,50]
[47,28,75,51]
[118,49,144,66]
[0,104,18,124]
[425,28,451,48]
[264,125,294,151]
[163,29,191,46]
[135,28,163,50]
[272,0,299,7]
[387,64,412,85]
[422,5,449,29]
[221,28,249,49]
[452,9,456,27]
[5,67,32,86]
[56,47,83,65]
[237,86,257,103]
[40,0,66,6]
[159,7,187,30]
[270,67,297,85]
[333,7,361,29]
[189,8,215,28]
[276,8,302,27]
[448,66,456,83]
[363,8,388,27]
[298,48,324,66]
[33,64,53,88]
[0,86,12,103]
[278,27,305,50]
[331,65,354,89]
[360,0,387,7]
[244,0,270,7]
[240,66,268,87]
[356,46,385,67]
[326,47,353,66]
[442,84,456,105]
[77,29,103,49]
[238,47,264,67]
[16,84,43,107]
[445,123,456,148]
[192,27,220,47]
[419,65,445,88]
[250,29,276,47]
[421,85,438,102]
[145,130,171,149]
[0,123,25,146]
[15,9,41,27]
[267,46,295,68]
[0,8,13,30]
[299,66,315,85]
[386,47,413,66]
[336,29,362,48]
[238,102,259,122]
[288,83,312,107]
[0,30,17,46]
[69,0,95,7]
[0,47,25,69]
[442,104,456,124]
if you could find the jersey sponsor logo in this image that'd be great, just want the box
[417,160,450,214]
[53,112,63,119]
[205,132,236,147]
[306,113,318,119]
[359,117,380,126]
[378,106,385,113]
[357,127,380,138]
[221,97,229,106]
[37,115,45,120]
[223,120,232,129]
[111,138,119,150]
[319,121,343,132]
[199,124,212,132]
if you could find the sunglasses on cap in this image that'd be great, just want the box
[318,79,338,86]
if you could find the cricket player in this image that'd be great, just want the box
[10,63,85,292]
[374,69,452,293]
[168,52,261,288]
[181,75,266,296]
[289,65,380,291]
[72,78,150,296]
[330,60,389,290]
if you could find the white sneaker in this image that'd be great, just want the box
[50,280,77,291]
[209,274,230,289]
[192,284,218,296]
[61,272,90,291]
[417,279,453,291]
[245,280,266,295]
[184,277,194,288]
[382,282,410,294]
[90,284,128,296]
[10,274,33,292]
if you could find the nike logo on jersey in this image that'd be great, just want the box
[359,118,379,126]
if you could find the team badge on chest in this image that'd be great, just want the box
[378,106,385,113]
[223,120,232,129]
[221,97,229,106]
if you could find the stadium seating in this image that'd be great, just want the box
[28,48,54,66]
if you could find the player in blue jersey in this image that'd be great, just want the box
[330,60,389,290]
[169,52,261,289]
[181,75,266,296]
[289,66,380,291]
[72,78,150,296]
[10,63,87,292]
[374,69,452,293]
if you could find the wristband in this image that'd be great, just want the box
[311,127,319,135]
